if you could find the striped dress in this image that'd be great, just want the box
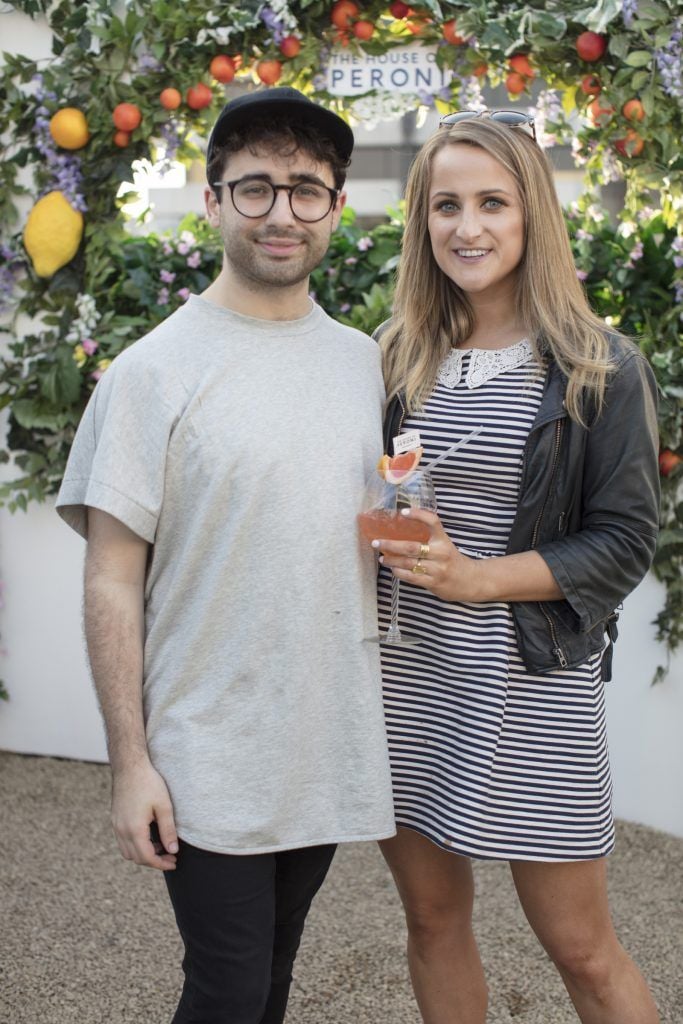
[378,339,614,862]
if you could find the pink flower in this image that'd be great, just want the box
[576,269,588,281]
[91,369,103,381]
[177,287,191,301]
[162,242,174,256]
[82,338,98,356]
[186,251,201,268]
[344,256,357,266]
[357,236,373,251]
[157,287,170,305]
[177,242,190,255]
[160,269,176,284]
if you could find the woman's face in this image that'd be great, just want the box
[427,143,525,309]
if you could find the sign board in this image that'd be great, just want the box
[326,44,453,96]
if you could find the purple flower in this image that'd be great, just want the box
[177,242,190,256]
[162,241,174,256]
[186,251,201,268]
[157,287,170,305]
[81,338,98,355]
[357,236,373,252]
[177,288,191,302]
[625,240,644,269]
[340,302,351,312]
[576,269,588,281]
[576,229,594,242]
[160,269,176,284]
[344,256,358,266]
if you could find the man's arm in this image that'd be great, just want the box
[85,508,178,871]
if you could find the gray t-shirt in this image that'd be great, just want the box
[57,295,395,853]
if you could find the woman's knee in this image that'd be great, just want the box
[403,895,473,950]
[549,935,621,994]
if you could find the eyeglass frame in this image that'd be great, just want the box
[438,109,537,142]
[211,177,341,223]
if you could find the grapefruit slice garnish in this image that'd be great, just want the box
[383,447,423,485]
[376,454,391,479]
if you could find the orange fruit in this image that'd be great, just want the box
[443,19,465,44]
[576,31,607,62]
[589,98,615,124]
[353,20,375,39]
[279,35,301,58]
[256,59,282,85]
[509,54,534,78]
[113,130,131,147]
[580,74,601,96]
[330,0,359,29]
[186,83,213,109]
[210,55,235,83]
[622,98,645,121]
[614,130,644,157]
[49,107,90,149]
[389,0,410,16]
[505,72,527,95]
[472,62,488,77]
[112,103,142,131]
[159,88,181,110]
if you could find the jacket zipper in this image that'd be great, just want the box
[531,418,568,668]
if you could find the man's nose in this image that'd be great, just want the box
[265,188,297,225]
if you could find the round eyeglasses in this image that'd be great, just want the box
[212,177,340,223]
[439,109,536,141]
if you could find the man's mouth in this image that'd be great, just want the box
[257,236,304,256]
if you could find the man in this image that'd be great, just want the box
[56,87,394,1024]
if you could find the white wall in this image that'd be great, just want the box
[0,501,107,762]
[0,498,681,837]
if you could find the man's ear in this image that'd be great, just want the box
[205,185,221,228]
[331,190,347,231]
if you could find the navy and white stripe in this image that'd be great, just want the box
[379,347,614,861]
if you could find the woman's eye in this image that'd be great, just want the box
[436,200,458,213]
[483,198,503,209]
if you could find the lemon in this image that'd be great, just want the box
[23,191,84,278]
[49,107,90,150]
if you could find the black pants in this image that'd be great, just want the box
[164,840,336,1024]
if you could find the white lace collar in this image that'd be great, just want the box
[437,338,534,390]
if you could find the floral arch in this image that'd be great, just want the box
[0,0,681,667]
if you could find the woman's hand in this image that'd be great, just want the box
[372,508,481,603]
[372,508,563,605]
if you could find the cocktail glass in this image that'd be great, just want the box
[358,468,437,645]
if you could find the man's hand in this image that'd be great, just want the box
[111,760,179,871]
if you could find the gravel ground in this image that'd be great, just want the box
[1,751,681,1023]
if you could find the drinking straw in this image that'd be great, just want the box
[422,425,484,472]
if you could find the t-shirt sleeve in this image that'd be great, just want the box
[56,353,178,543]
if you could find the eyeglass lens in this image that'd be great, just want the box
[231,180,335,222]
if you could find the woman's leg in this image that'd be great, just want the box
[511,858,659,1024]
[380,827,487,1024]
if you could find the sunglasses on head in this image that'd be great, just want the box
[439,109,536,142]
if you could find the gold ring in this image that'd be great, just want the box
[412,559,428,575]
[419,543,430,559]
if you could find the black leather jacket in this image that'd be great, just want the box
[383,336,660,680]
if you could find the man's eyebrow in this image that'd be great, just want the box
[236,172,330,187]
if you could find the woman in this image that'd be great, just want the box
[372,112,660,1023]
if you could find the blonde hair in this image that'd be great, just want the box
[381,119,614,424]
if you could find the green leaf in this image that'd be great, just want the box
[625,50,652,68]
[630,69,650,91]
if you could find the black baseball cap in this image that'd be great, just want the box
[206,87,354,173]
